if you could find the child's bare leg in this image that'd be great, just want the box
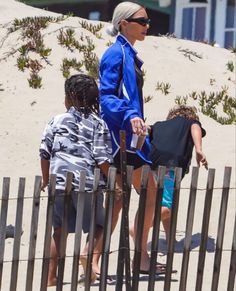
[48,228,61,286]
[81,191,122,277]
[161,206,171,245]
[80,230,99,283]
[79,255,97,283]
[92,196,122,274]
[91,226,103,274]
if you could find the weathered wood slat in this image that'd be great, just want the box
[148,166,166,291]
[57,172,73,291]
[40,174,56,291]
[71,170,86,291]
[83,168,100,291]
[211,167,231,291]
[227,207,236,291]
[123,162,132,291]
[10,177,25,291]
[132,165,150,291]
[116,130,131,291]
[164,167,182,291]
[179,167,199,291]
[195,168,215,291]
[0,177,10,290]
[25,176,42,291]
[99,166,117,291]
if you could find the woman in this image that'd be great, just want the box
[99,2,162,274]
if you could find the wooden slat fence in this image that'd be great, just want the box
[0,131,235,290]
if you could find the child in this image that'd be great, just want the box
[149,105,208,244]
[39,74,113,286]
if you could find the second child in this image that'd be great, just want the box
[39,74,113,286]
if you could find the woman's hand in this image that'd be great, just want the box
[130,117,147,135]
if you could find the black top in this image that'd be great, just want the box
[149,116,206,177]
[135,60,144,115]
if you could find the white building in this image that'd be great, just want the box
[24,0,236,48]
[173,0,236,48]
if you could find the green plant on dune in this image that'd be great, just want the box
[79,20,103,39]
[82,37,100,79]
[58,28,78,51]
[61,58,83,79]
[144,95,153,103]
[28,73,42,89]
[106,40,113,47]
[174,86,236,124]
[141,69,146,81]
[10,15,68,32]
[229,47,236,54]
[17,56,29,71]
[155,81,171,95]
[175,96,188,105]
[226,61,234,72]
[178,47,203,62]
[10,16,68,88]
[58,28,100,80]
[209,78,216,86]
[0,83,4,91]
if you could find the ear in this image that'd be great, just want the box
[65,96,72,109]
[120,19,128,31]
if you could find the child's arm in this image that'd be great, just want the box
[191,123,208,169]
[98,161,110,177]
[41,159,50,191]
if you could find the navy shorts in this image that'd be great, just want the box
[53,189,105,233]
[114,150,147,171]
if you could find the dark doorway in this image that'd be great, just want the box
[146,8,170,36]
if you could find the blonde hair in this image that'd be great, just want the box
[166,105,199,121]
[106,1,143,36]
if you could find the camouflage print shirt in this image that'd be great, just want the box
[39,106,113,191]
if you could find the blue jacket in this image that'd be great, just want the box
[99,34,151,163]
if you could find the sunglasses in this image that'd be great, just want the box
[125,17,151,27]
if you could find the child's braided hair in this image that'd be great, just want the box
[65,74,100,116]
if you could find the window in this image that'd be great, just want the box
[190,0,207,2]
[89,11,100,21]
[182,7,206,41]
[224,0,236,47]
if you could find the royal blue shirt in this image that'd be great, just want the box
[99,34,151,163]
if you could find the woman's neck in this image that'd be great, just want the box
[120,33,136,46]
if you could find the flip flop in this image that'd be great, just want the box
[79,256,97,284]
[78,273,97,285]
[95,273,116,284]
[140,266,177,275]
[140,268,166,275]
[156,261,166,267]
[156,262,178,274]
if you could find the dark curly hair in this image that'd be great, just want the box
[65,74,100,116]
[166,105,199,121]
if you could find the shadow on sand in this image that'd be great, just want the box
[148,231,216,255]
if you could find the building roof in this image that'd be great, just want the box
[138,0,171,14]
[23,0,107,4]
[23,0,171,14]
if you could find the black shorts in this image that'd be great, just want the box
[114,150,147,171]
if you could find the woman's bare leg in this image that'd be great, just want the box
[132,168,157,271]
